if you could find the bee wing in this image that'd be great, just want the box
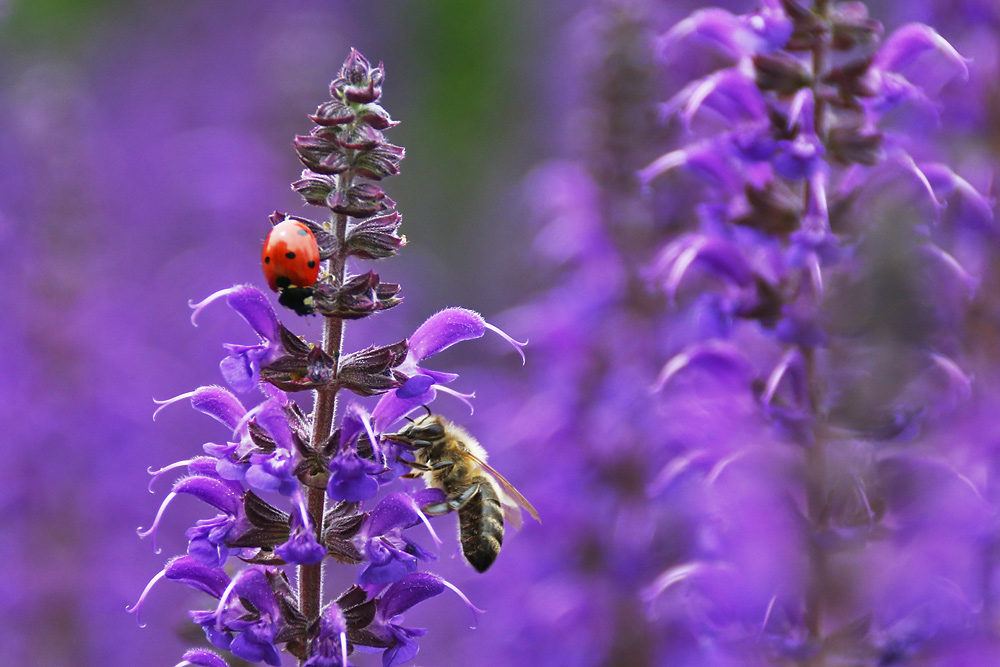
[466,451,541,528]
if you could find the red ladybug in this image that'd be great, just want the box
[261,219,321,292]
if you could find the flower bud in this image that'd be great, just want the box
[352,142,404,181]
[754,52,812,95]
[328,182,395,218]
[337,341,408,396]
[346,211,406,259]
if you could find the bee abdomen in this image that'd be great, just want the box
[459,478,504,573]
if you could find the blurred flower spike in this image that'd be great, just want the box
[478,0,1000,664]
[630,0,997,663]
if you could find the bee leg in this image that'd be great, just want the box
[448,481,481,511]
[396,458,455,472]
[421,481,482,516]
[398,458,433,472]
[420,501,453,516]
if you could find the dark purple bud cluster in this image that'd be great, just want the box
[135,50,522,667]
[283,49,406,319]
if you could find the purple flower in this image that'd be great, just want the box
[659,6,792,62]
[219,568,285,666]
[367,572,480,667]
[303,604,351,667]
[328,403,384,502]
[138,461,247,560]
[371,308,526,429]
[274,491,326,565]
[189,285,284,393]
[242,398,299,496]
[355,492,442,587]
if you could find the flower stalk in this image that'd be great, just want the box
[134,49,526,667]
[300,155,355,633]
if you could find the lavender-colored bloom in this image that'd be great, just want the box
[242,398,300,496]
[328,403,383,502]
[274,491,327,565]
[303,605,351,667]
[371,307,526,429]
[190,285,284,393]
[220,568,286,666]
[367,572,478,667]
[355,492,441,587]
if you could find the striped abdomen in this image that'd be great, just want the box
[458,476,504,573]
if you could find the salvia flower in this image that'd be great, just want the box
[137,48,528,667]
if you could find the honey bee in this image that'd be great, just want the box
[386,413,540,573]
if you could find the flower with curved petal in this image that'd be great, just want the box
[371,308,526,429]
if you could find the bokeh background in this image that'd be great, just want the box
[2,0,999,665]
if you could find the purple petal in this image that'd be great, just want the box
[379,572,446,620]
[668,69,766,129]
[660,7,791,60]
[275,528,326,566]
[327,448,381,502]
[178,649,231,667]
[359,543,418,587]
[773,135,826,180]
[340,401,373,445]
[654,341,753,392]
[640,140,739,192]
[232,567,280,618]
[225,284,281,342]
[365,492,423,537]
[381,633,421,667]
[409,308,487,360]
[396,374,435,399]
[172,476,242,515]
[164,556,231,599]
[876,23,969,80]
[189,386,248,430]
[921,163,995,231]
[372,388,438,431]
[251,399,296,452]
[650,234,753,303]
[219,348,260,394]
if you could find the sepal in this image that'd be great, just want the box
[330,182,396,217]
[337,341,408,396]
[311,271,403,319]
[294,134,347,176]
[346,211,406,259]
[261,345,338,392]
[309,99,355,126]
[352,142,404,181]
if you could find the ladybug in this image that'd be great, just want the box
[261,219,321,292]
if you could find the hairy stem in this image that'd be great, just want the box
[299,172,353,657]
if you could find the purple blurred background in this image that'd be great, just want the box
[2,0,999,665]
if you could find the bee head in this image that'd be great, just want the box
[386,414,446,449]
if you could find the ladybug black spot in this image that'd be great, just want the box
[285,251,296,259]
[307,260,316,268]
[264,256,271,264]
[275,276,292,289]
